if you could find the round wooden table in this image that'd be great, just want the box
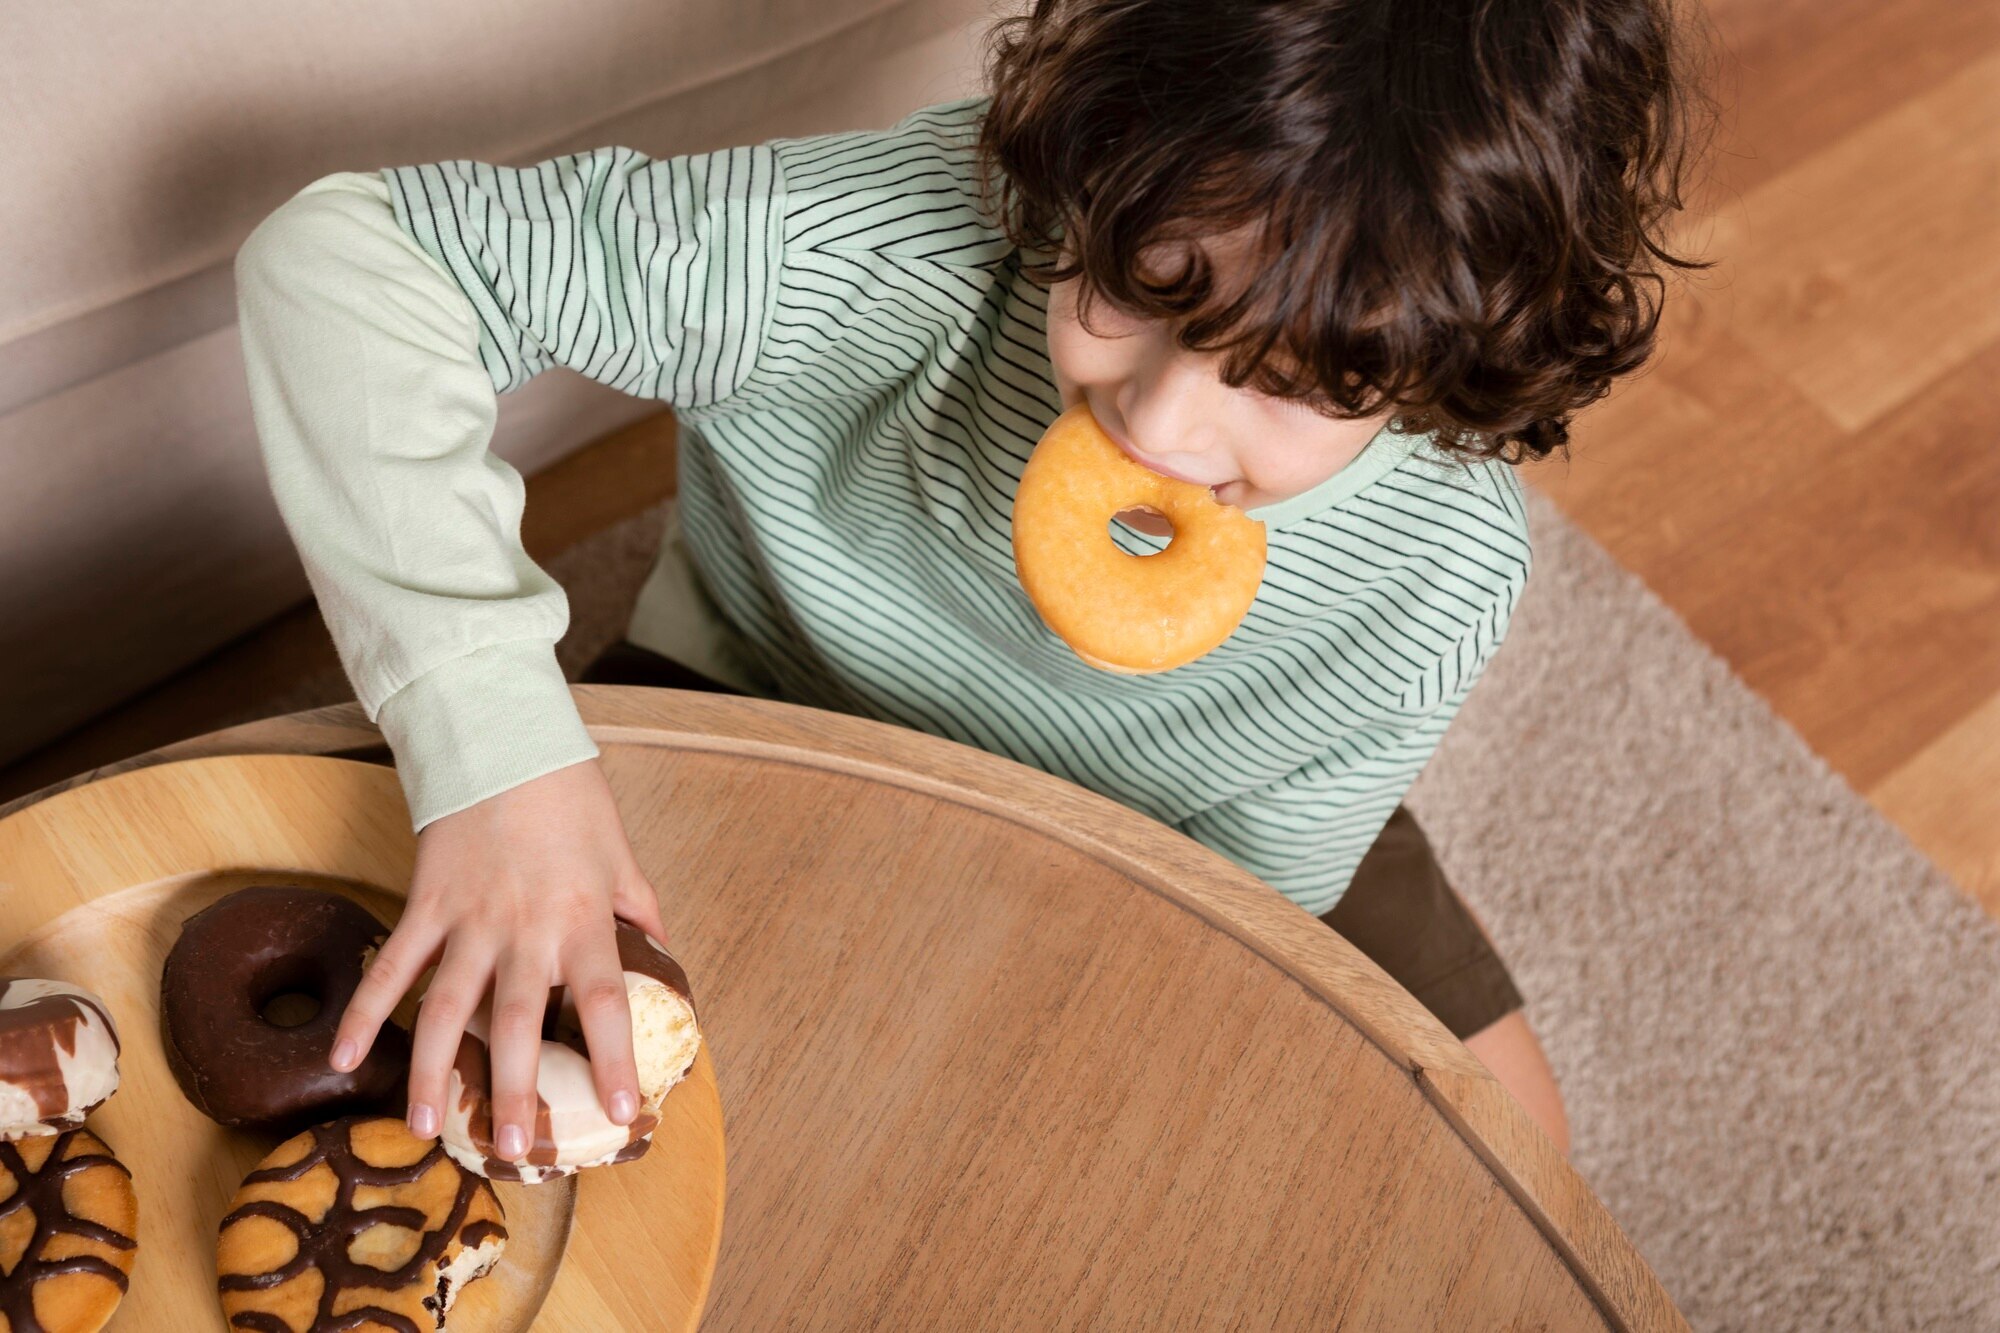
[3,687,1684,1331]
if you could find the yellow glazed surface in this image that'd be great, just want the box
[1011,405,1268,673]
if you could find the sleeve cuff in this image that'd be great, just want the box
[374,639,601,832]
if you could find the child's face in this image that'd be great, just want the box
[1044,228,1392,513]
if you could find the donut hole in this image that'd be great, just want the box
[1111,505,1175,545]
[249,955,332,1030]
[260,992,323,1028]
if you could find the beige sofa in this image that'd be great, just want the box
[1,0,995,766]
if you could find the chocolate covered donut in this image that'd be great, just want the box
[161,886,410,1132]
[0,979,121,1139]
[441,922,701,1183]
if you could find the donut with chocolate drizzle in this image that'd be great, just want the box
[216,1115,505,1333]
[0,1127,139,1333]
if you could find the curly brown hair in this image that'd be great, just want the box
[976,0,1722,465]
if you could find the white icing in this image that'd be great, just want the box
[0,978,120,1138]
[0,1084,43,1134]
[439,969,699,1182]
[438,1134,646,1184]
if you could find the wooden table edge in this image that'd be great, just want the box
[1,687,1686,1333]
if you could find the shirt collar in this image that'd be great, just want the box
[1241,420,1429,529]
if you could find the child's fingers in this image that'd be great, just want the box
[334,913,443,1072]
[615,872,670,947]
[562,927,640,1126]
[406,942,493,1139]
[486,953,551,1162]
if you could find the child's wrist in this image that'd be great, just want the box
[376,641,599,832]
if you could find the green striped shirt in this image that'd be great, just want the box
[241,96,1529,915]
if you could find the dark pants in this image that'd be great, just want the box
[580,640,1525,1039]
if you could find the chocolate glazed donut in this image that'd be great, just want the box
[161,886,411,1133]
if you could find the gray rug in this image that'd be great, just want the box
[267,485,2000,1330]
[1409,485,2000,1332]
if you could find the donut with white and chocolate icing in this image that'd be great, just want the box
[0,979,121,1140]
[161,886,411,1132]
[217,1115,505,1333]
[0,1126,139,1333]
[440,922,700,1183]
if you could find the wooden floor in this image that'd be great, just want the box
[1524,0,2000,912]
[7,2,1998,919]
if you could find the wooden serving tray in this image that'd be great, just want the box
[0,753,724,1331]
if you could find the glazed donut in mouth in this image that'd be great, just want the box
[160,886,411,1133]
[1011,404,1268,674]
[0,978,121,1139]
[441,922,701,1184]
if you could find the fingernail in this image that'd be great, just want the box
[498,1124,527,1159]
[330,1040,357,1072]
[610,1090,637,1125]
[408,1103,438,1138]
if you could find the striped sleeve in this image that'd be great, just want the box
[236,170,597,830]
[379,143,781,406]
[236,141,783,831]
[1175,567,1524,917]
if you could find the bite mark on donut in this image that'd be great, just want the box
[1013,404,1267,673]
[217,1116,506,1333]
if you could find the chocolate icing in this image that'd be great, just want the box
[0,1131,137,1333]
[445,935,679,1179]
[457,1219,507,1251]
[161,886,411,1132]
[611,922,697,1023]
[0,979,119,1126]
[607,1137,652,1166]
[449,1031,660,1181]
[218,1117,505,1333]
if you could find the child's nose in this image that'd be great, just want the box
[1123,362,1225,465]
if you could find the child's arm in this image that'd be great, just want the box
[233,144,777,1155]
[236,170,603,828]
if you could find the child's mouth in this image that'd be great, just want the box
[1096,412,1224,491]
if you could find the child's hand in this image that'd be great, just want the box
[328,759,670,1161]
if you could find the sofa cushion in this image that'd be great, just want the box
[0,0,991,764]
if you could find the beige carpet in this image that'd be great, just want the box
[1408,487,2000,1331]
[259,485,2000,1330]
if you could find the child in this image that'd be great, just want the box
[234,0,1712,1168]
